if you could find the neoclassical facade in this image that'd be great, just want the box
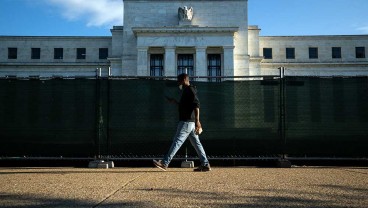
[0,0,367,78]
[111,0,249,77]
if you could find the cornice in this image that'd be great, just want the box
[132,26,238,36]
[125,0,246,1]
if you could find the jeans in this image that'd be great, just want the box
[163,121,209,167]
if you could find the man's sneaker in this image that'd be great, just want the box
[153,160,167,171]
[193,164,211,172]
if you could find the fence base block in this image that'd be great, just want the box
[88,160,114,169]
[181,161,194,168]
[277,159,291,168]
[107,161,115,168]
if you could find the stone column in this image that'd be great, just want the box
[223,46,235,78]
[137,46,148,76]
[107,57,122,76]
[164,46,176,78]
[248,25,260,57]
[110,26,124,57]
[195,46,207,81]
[248,25,262,77]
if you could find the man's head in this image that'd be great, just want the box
[177,73,190,88]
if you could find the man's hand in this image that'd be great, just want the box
[195,120,202,130]
[194,108,202,134]
[195,120,203,135]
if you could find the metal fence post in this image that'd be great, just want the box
[278,67,291,167]
[88,69,113,168]
[96,75,102,160]
[106,76,111,159]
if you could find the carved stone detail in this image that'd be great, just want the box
[178,6,193,21]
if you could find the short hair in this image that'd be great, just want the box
[177,73,189,82]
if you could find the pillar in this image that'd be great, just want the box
[223,46,235,78]
[164,46,176,78]
[137,46,148,76]
[107,57,122,76]
[248,25,262,76]
[248,25,260,57]
[195,46,207,81]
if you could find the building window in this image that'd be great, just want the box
[356,47,365,58]
[263,48,273,59]
[309,47,318,59]
[332,47,341,59]
[208,54,221,82]
[8,48,17,59]
[54,48,63,59]
[286,48,295,59]
[150,54,164,76]
[77,48,86,59]
[177,54,194,76]
[99,48,108,59]
[31,48,41,59]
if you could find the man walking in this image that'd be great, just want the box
[153,73,211,172]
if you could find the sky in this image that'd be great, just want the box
[0,0,367,37]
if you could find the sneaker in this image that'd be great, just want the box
[193,164,211,172]
[153,160,167,171]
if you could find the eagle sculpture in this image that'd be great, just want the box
[178,6,193,21]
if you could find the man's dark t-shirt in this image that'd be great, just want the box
[179,85,200,122]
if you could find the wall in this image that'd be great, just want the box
[0,36,112,77]
[259,35,368,76]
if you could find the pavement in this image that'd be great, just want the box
[0,166,367,208]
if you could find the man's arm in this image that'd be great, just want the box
[191,86,201,133]
[194,107,201,130]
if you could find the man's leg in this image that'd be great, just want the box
[188,123,209,166]
[162,121,191,166]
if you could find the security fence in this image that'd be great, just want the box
[283,76,368,157]
[0,73,367,161]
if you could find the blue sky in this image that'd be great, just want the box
[0,0,367,36]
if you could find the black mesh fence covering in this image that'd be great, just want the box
[284,77,368,157]
[108,79,282,158]
[0,76,367,159]
[0,79,97,157]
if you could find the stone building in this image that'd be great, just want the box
[259,35,368,76]
[0,36,111,78]
[0,0,367,78]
